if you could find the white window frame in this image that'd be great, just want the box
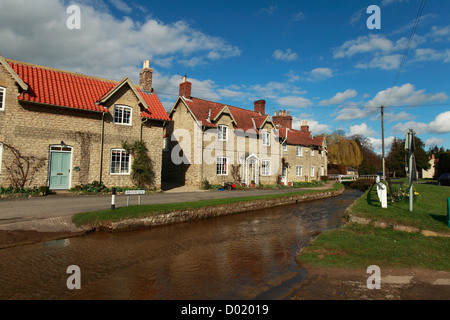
[262,131,270,146]
[296,146,303,157]
[0,87,5,111]
[311,148,315,156]
[282,143,287,151]
[311,166,315,178]
[218,125,228,141]
[261,160,271,176]
[110,149,131,175]
[113,105,132,125]
[296,165,303,177]
[321,166,325,176]
[217,157,228,176]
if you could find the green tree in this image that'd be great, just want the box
[325,131,363,169]
[351,135,382,175]
[122,140,155,188]
[386,134,430,177]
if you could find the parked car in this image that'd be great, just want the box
[437,173,450,186]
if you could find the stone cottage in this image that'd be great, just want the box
[163,77,327,187]
[0,55,170,190]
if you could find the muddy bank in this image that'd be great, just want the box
[0,229,87,249]
[289,267,450,300]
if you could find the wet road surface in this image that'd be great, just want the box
[0,189,362,300]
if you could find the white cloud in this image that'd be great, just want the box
[320,89,357,105]
[292,12,305,22]
[109,0,132,13]
[356,54,402,70]
[428,25,450,42]
[390,111,450,136]
[391,121,430,135]
[273,49,298,62]
[367,136,396,155]
[335,104,377,121]
[349,123,376,137]
[366,83,448,108]
[415,48,450,63]
[384,111,414,122]
[277,96,312,109]
[291,116,331,134]
[0,0,241,81]
[425,137,445,147]
[285,70,300,82]
[429,111,450,133]
[307,68,333,81]
[333,35,394,59]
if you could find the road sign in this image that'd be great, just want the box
[125,190,146,195]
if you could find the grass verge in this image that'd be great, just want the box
[297,181,450,271]
[350,182,450,234]
[297,224,450,271]
[72,182,344,227]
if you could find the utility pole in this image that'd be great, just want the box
[381,105,385,180]
[405,129,415,212]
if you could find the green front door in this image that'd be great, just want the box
[50,152,71,190]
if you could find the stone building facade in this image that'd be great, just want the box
[163,77,327,187]
[0,55,170,190]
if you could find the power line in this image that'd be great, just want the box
[384,0,427,106]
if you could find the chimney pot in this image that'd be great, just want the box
[179,76,192,99]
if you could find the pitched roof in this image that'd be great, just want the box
[178,96,267,131]
[4,58,170,121]
[278,127,325,148]
[171,92,325,147]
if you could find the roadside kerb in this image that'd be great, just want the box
[96,187,346,232]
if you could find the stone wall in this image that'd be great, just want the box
[98,186,345,232]
[282,144,328,182]
[0,64,165,189]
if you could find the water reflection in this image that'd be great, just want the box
[0,189,362,300]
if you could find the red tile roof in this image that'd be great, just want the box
[277,127,324,148]
[6,59,170,121]
[181,96,263,131]
[179,96,325,147]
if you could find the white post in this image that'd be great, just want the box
[111,187,116,210]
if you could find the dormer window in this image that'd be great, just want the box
[218,125,228,141]
[114,105,132,125]
[0,87,5,111]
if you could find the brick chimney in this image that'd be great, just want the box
[139,60,153,93]
[272,110,292,129]
[300,120,310,133]
[179,75,192,99]
[254,100,266,115]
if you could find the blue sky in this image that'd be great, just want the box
[0,0,449,154]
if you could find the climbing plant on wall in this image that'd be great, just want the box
[122,140,155,189]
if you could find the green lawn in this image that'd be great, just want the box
[297,181,450,271]
[350,181,450,234]
[297,224,450,271]
[72,183,344,227]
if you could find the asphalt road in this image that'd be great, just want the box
[0,183,334,225]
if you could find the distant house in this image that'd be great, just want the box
[422,154,437,179]
[163,77,327,187]
[274,116,328,184]
[0,56,170,190]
